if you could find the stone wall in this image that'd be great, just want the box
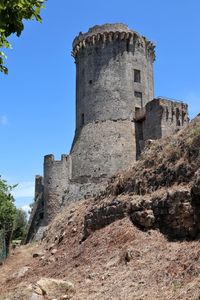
[70,120,136,181]
[143,98,189,141]
[43,154,70,224]
[25,176,44,243]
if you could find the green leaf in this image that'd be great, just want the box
[0,0,46,74]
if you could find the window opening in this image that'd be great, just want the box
[134,69,141,83]
[134,91,143,108]
[81,113,85,126]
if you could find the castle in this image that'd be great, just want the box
[26,23,189,242]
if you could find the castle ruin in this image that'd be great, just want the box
[26,23,189,242]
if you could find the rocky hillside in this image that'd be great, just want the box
[0,116,200,300]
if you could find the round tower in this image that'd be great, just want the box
[70,23,155,182]
[43,154,69,224]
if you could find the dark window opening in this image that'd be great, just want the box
[81,113,85,126]
[39,212,44,219]
[182,111,186,126]
[135,107,140,113]
[166,108,169,121]
[126,39,130,52]
[89,80,92,85]
[134,69,141,83]
[134,91,142,98]
[176,108,181,126]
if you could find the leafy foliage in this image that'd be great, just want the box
[13,208,28,240]
[0,176,16,234]
[0,0,45,74]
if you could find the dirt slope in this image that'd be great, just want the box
[1,116,200,299]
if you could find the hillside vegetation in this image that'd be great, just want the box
[0,116,200,299]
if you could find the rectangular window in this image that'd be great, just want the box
[134,91,143,108]
[81,113,85,126]
[134,69,141,83]
[134,91,142,98]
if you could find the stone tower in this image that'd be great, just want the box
[70,23,155,182]
[26,23,189,241]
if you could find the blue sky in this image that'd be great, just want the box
[1,0,200,212]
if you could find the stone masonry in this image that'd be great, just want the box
[26,23,189,242]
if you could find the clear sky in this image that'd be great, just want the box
[1,0,200,212]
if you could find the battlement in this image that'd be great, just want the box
[35,175,43,184]
[143,98,189,142]
[147,98,188,126]
[35,175,44,198]
[72,23,155,61]
[44,154,68,164]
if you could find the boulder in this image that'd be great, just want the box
[34,278,75,299]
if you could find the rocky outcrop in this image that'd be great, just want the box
[8,278,75,300]
[83,173,200,240]
[83,197,130,239]
[33,278,75,299]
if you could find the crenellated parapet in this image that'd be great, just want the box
[72,23,155,62]
[143,98,189,143]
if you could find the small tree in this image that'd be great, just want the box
[0,176,16,253]
[0,0,46,74]
[13,208,28,240]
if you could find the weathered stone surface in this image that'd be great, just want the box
[12,266,30,279]
[83,198,130,239]
[34,278,74,299]
[33,251,45,258]
[83,183,200,240]
[151,189,197,238]
[191,169,200,199]
[43,155,70,225]
[143,98,188,141]
[25,176,44,243]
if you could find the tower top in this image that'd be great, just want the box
[72,23,155,59]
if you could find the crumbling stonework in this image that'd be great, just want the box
[27,23,189,240]
[25,176,44,243]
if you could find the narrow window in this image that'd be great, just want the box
[134,69,141,83]
[134,91,143,108]
[89,80,92,85]
[126,39,130,52]
[81,113,85,126]
[166,107,169,121]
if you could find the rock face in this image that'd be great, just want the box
[83,186,200,240]
[82,116,200,240]
[33,278,75,299]
[12,266,30,279]
[191,169,200,199]
[4,278,75,300]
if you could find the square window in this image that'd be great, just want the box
[134,69,141,83]
[134,91,142,98]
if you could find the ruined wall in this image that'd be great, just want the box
[143,98,189,141]
[25,176,44,243]
[71,23,155,180]
[43,154,70,224]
